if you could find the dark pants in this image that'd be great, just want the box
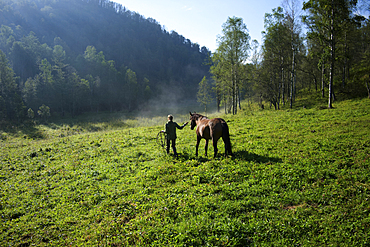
[166,139,177,156]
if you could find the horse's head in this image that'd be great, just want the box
[189,112,200,130]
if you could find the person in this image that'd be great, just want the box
[161,115,188,157]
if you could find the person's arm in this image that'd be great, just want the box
[176,122,188,129]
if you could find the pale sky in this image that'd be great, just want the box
[113,0,286,52]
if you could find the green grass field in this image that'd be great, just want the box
[1,98,370,246]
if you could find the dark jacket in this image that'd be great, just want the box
[164,121,187,140]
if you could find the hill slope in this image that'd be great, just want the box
[1,98,370,245]
[0,0,210,117]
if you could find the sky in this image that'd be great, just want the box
[113,0,285,52]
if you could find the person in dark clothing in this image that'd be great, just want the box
[161,115,188,157]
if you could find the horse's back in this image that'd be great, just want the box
[208,118,227,139]
[210,118,227,128]
[197,117,229,140]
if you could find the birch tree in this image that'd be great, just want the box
[211,17,250,115]
[259,7,291,109]
[283,0,303,108]
[303,0,358,108]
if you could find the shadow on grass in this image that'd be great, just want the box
[22,125,46,139]
[0,122,46,139]
[233,150,282,164]
[173,148,282,164]
[170,150,211,164]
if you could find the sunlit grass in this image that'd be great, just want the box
[1,97,370,246]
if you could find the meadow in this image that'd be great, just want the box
[1,97,370,246]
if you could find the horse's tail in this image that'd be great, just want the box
[221,121,233,156]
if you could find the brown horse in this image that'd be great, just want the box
[189,112,233,158]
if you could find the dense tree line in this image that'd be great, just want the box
[0,0,210,122]
[205,0,369,113]
[1,0,369,122]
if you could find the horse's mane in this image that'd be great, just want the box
[191,113,208,120]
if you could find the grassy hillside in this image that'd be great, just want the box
[1,98,370,246]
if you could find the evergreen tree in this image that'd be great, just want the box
[0,50,25,121]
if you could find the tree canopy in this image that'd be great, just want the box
[0,0,211,121]
[209,0,368,112]
[1,0,369,122]
[211,17,250,115]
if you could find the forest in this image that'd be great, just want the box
[0,0,369,123]
[0,0,210,121]
[209,0,369,115]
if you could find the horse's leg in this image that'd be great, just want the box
[204,139,209,156]
[195,136,201,156]
[222,135,232,157]
[213,138,218,158]
[227,138,233,156]
[222,136,227,156]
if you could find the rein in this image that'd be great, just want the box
[156,131,166,149]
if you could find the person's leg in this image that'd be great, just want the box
[172,139,177,157]
[166,139,170,154]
